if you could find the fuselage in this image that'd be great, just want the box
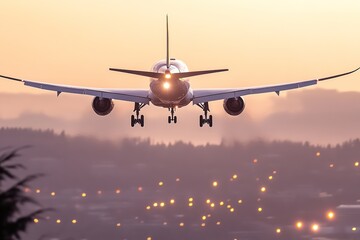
[149,59,193,108]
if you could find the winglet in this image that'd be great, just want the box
[166,15,170,69]
[318,67,360,81]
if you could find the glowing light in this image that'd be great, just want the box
[153,202,158,207]
[260,187,266,192]
[146,206,151,210]
[97,190,102,195]
[316,152,321,157]
[329,164,334,168]
[188,202,193,207]
[227,205,232,209]
[210,203,215,208]
[258,207,263,213]
[201,223,206,227]
[268,175,273,180]
[232,174,238,179]
[276,228,281,234]
[352,227,357,231]
[179,222,184,227]
[163,82,170,90]
[33,218,39,223]
[206,199,211,204]
[81,193,87,198]
[202,216,207,221]
[138,187,143,192]
[238,200,243,204]
[51,192,56,197]
[176,178,180,182]
[24,187,31,193]
[273,170,277,174]
[160,202,165,207]
[189,197,194,202]
[216,221,221,225]
[35,189,41,194]
[158,181,164,187]
[230,208,235,212]
[253,159,258,164]
[170,199,175,204]
[72,219,77,224]
[355,162,359,167]
[212,181,218,187]
[327,211,335,220]
[220,201,224,206]
[296,221,303,229]
[115,189,121,194]
[147,237,152,240]
[165,73,171,79]
[312,224,319,232]
[56,219,61,224]
[163,222,168,226]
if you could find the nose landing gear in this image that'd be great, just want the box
[197,102,213,127]
[168,107,177,124]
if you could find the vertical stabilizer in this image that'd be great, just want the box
[166,15,170,69]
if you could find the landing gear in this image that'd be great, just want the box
[131,102,146,127]
[197,102,213,127]
[168,107,177,124]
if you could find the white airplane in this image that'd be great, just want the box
[0,16,359,127]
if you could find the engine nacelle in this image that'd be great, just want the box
[223,97,245,116]
[92,97,114,116]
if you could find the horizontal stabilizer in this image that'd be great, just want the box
[173,69,228,78]
[109,68,162,78]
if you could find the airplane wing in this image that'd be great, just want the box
[0,75,150,104]
[192,67,359,104]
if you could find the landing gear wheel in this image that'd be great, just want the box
[174,116,177,124]
[209,115,213,127]
[199,115,204,127]
[131,115,135,127]
[168,116,172,124]
[140,115,144,127]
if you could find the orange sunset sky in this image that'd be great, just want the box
[0,1,359,144]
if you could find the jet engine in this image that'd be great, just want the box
[223,97,245,116]
[92,97,114,116]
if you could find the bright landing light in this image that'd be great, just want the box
[165,73,171,79]
[163,82,170,90]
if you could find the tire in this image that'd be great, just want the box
[209,115,213,127]
[174,116,177,124]
[168,116,172,124]
[140,115,144,127]
[199,115,203,127]
[131,115,135,127]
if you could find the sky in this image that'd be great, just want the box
[0,0,359,144]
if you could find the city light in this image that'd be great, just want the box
[81,193,86,198]
[352,227,357,231]
[170,199,175,204]
[147,237,152,240]
[51,192,56,197]
[72,219,77,224]
[158,181,164,187]
[316,152,321,157]
[232,174,238,179]
[153,202,158,207]
[260,187,266,192]
[296,221,303,229]
[230,208,235,212]
[355,162,359,167]
[188,202,193,207]
[238,199,243,204]
[115,189,121,194]
[268,175,273,180]
[312,224,319,232]
[201,223,206,227]
[327,211,335,220]
[206,199,211,204]
[276,228,281,234]
[210,203,215,208]
[179,222,184,227]
[56,219,61,224]
[216,221,221,225]
[160,202,165,207]
[35,189,41,194]
[212,181,218,187]
[146,206,151,210]
[97,190,102,195]
[258,207,263,213]
[202,216,207,221]
[33,218,39,223]
[189,197,194,202]
[219,201,224,206]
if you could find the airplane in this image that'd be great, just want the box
[0,16,359,127]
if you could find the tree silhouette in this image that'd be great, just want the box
[0,148,47,240]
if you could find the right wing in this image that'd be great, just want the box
[0,75,150,104]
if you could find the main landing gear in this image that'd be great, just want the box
[197,102,213,127]
[131,102,146,127]
[168,107,177,124]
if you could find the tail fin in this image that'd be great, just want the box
[166,15,170,69]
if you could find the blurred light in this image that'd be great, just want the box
[206,199,211,204]
[116,223,121,227]
[81,193,87,198]
[188,202,193,207]
[207,214,211,217]
[276,228,281,234]
[158,181,164,187]
[179,222,184,227]
[163,82,170,89]
[72,219,77,224]
[163,222,167,226]
[33,218,39,223]
[138,187,143,192]
[170,199,175,204]
[201,223,206,227]
[160,202,165,207]
[268,175,273,180]
[165,73,171,79]
[189,197,194,202]
[273,170,277,174]
[115,189,121,194]
[147,237,152,240]
[212,181,218,187]
[176,178,180,182]
[316,152,321,157]
[146,206,151,210]
[312,224,319,232]
[97,190,102,195]
[24,188,31,193]
[260,187,266,192]
[210,203,215,208]
[220,201,224,206]
[51,192,56,197]
[202,216,207,221]
[238,200,242,204]
[253,159,258,164]
[35,189,41,194]
[329,164,334,168]
[355,162,359,167]
[232,174,238,179]
[153,202,158,207]
[216,221,221,225]
[296,221,303,229]
[352,227,357,231]
[230,208,235,212]
[327,211,335,220]
[258,207,263,213]
[56,219,61,224]
[227,205,232,209]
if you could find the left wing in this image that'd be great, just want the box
[0,75,150,104]
[193,67,359,104]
